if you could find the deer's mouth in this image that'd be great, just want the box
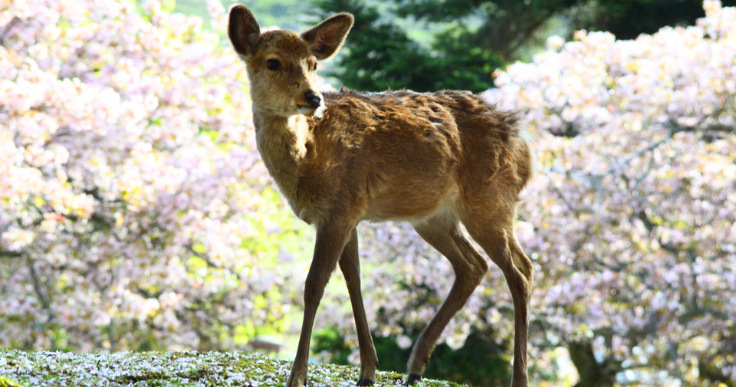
[297,105,318,115]
[297,104,326,118]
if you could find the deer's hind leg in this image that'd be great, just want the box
[339,228,378,386]
[459,192,533,387]
[406,211,489,385]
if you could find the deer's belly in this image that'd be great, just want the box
[362,179,459,223]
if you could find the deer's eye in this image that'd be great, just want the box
[266,59,281,70]
[312,62,319,71]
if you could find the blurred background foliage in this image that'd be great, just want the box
[179,0,736,92]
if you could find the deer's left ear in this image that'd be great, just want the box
[228,4,261,57]
[301,13,354,60]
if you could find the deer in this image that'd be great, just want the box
[227,5,535,387]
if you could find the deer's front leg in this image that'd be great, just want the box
[286,222,352,387]
[339,228,378,386]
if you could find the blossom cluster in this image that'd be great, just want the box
[1,0,306,352]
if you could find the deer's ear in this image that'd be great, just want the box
[228,5,260,57]
[301,13,354,60]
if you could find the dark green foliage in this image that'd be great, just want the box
[570,0,736,40]
[313,329,511,387]
[394,0,579,59]
[312,0,500,92]
[314,0,736,92]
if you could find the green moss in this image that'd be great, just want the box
[0,350,467,386]
[0,376,24,387]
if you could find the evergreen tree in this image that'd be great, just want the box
[315,0,736,92]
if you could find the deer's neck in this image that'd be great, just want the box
[252,109,312,204]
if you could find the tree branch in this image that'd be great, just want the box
[0,248,23,258]
[552,184,592,215]
[678,307,730,324]
[185,244,241,279]
[590,132,674,180]
[0,16,22,45]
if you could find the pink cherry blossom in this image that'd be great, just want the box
[1,0,304,353]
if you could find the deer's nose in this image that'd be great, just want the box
[305,91,322,108]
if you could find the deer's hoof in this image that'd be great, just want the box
[405,374,422,385]
[285,369,307,387]
[357,378,375,386]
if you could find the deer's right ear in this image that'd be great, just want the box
[228,5,260,57]
[301,13,354,60]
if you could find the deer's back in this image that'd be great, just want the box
[304,89,533,222]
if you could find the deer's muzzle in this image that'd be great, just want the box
[304,91,322,109]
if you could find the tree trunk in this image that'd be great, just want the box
[568,340,620,387]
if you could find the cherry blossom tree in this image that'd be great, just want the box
[0,0,307,352]
[487,3,736,384]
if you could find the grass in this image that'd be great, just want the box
[0,349,468,387]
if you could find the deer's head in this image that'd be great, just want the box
[228,5,353,117]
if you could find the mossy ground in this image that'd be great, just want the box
[0,375,23,387]
[0,350,467,387]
